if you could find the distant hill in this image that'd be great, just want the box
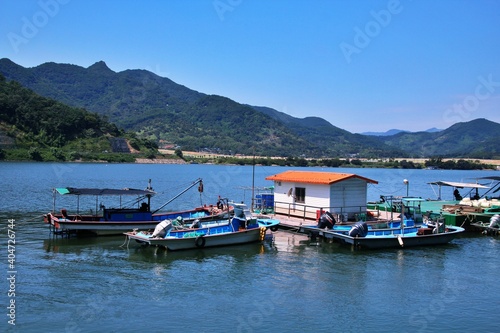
[362,128,442,136]
[377,118,500,158]
[0,58,498,158]
[251,105,403,157]
[361,129,408,136]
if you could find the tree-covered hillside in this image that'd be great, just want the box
[0,73,156,161]
[0,58,402,157]
[378,118,500,158]
[252,106,405,157]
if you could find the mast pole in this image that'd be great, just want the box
[151,178,202,214]
[251,147,255,212]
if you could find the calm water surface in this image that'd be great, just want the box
[1,162,499,332]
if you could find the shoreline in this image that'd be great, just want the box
[158,149,500,168]
[1,151,499,169]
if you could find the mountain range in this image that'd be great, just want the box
[361,128,442,136]
[0,58,499,159]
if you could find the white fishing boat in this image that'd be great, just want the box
[124,203,280,250]
[304,198,465,249]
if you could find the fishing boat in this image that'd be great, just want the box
[368,178,500,229]
[124,203,280,250]
[470,214,500,236]
[315,223,465,249]
[44,179,234,236]
[304,198,465,249]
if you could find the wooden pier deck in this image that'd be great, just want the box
[258,213,315,231]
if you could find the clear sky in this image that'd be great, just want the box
[1,0,500,133]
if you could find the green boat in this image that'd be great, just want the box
[368,177,500,230]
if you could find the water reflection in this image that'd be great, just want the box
[270,231,311,252]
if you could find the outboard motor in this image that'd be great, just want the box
[189,219,201,229]
[489,214,500,228]
[427,220,445,233]
[348,222,369,237]
[151,219,173,238]
[317,211,336,229]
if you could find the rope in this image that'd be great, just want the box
[120,235,133,249]
[119,235,130,248]
[0,214,45,231]
[368,183,407,196]
[21,214,46,223]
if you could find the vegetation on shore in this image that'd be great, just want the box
[177,153,495,170]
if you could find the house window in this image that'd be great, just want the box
[295,187,305,203]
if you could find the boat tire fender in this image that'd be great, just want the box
[195,235,206,248]
[270,225,279,232]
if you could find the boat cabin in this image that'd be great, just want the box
[427,180,489,201]
[51,187,155,222]
[265,170,378,221]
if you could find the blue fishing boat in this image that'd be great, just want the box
[124,203,280,250]
[303,199,464,249]
[44,179,234,236]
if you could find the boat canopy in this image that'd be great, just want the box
[54,187,156,196]
[402,197,427,202]
[427,181,489,189]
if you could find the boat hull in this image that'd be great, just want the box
[55,220,159,236]
[303,225,464,249]
[335,230,463,249]
[469,222,500,236]
[45,206,233,236]
[125,227,266,251]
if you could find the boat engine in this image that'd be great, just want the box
[348,222,368,237]
[426,220,445,233]
[489,214,500,228]
[317,211,336,229]
[151,219,173,238]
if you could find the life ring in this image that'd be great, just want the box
[195,235,206,248]
[270,225,279,232]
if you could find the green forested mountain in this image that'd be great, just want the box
[252,106,404,157]
[0,58,498,158]
[377,118,500,158]
[0,58,404,157]
[0,73,155,161]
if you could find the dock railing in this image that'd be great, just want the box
[271,200,370,222]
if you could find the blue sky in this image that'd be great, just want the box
[1,0,500,133]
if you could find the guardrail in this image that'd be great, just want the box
[271,200,369,222]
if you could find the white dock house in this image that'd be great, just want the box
[265,170,378,221]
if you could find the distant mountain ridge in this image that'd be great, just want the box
[362,129,408,136]
[378,118,500,158]
[0,58,498,158]
[362,128,442,136]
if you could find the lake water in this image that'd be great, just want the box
[1,162,500,332]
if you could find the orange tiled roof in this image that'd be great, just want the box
[265,170,378,185]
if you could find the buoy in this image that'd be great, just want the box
[259,227,266,240]
[397,235,404,247]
